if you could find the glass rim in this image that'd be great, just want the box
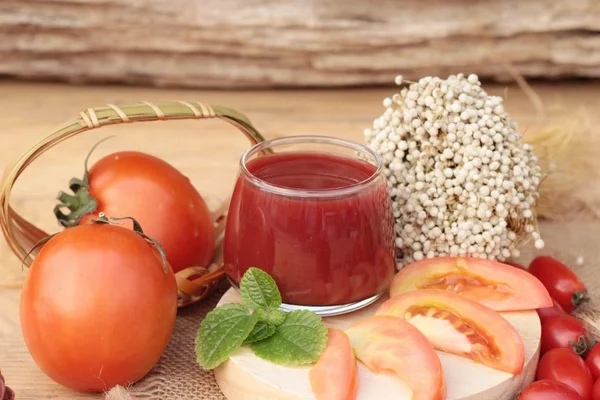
[239,135,383,198]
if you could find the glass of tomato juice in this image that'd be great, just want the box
[223,136,395,316]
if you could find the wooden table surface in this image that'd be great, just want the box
[1,79,600,399]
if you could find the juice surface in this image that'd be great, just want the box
[224,151,395,306]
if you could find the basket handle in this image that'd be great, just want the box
[0,101,266,267]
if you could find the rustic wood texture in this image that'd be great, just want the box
[1,0,600,88]
[0,80,599,399]
[215,289,540,400]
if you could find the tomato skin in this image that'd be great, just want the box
[537,298,566,324]
[586,346,600,380]
[519,380,583,400]
[592,379,600,400]
[81,151,215,273]
[537,348,593,400]
[390,256,552,311]
[504,260,527,270]
[310,328,357,400]
[377,289,525,374]
[346,315,446,400]
[529,256,588,313]
[20,224,178,392]
[541,314,591,355]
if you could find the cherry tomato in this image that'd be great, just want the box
[586,345,600,380]
[529,256,588,313]
[377,289,524,374]
[310,328,357,400]
[537,298,566,324]
[390,257,552,311]
[519,380,583,400]
[541,314,593,355]
[593,379,600,400]
[537,348,593,400]
[61,151,215,273]
[20,223,178,392]
[346,315,446,400]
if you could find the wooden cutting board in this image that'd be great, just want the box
[214,289,540,400]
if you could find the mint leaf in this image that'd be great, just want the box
[267,309,286,326]
[244,322,276,344]
[240,267,281,309]
[195,303,258,369]
[250,310,327,366]
[254,307,287,327]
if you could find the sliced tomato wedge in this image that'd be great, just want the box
[345,315,446,400]
[376,289,525,374]
[390,257,552,311]
[310,328,358,400]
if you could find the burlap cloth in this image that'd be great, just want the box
[114,215,600,400]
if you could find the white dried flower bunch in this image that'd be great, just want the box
[365,73,544,268]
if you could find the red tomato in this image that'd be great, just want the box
[63,151,215,273]
[537,348,593,400]
[537,298,566,324]
[310,328,358,400]
[377,289,525,374]
[390,257,552,311]
[346,315,446,400]
[20,223,178,392]
[529,256,588,313]
[541,314,592,355]
[519,380,583,400]
[594,379,600,400]
[586,345,600,380]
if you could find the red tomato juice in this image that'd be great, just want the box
[224,151,395,306]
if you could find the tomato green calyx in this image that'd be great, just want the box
[54,186,98,228]
[92,213,169,274]
[54,137,114,228]
[572,290,590,309]
[569,333,596,357]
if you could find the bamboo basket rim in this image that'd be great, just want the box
[0,100,267,307]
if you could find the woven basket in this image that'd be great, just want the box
[0,101,266,307]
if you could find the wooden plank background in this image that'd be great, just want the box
[1,0,600,88]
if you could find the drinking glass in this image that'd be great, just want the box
[223,135,395,316]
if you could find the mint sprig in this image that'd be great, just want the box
[195,267,328,370]
[195,303,258,369]
[240,267,282,309]
[250,310,328,365]
[255,307,287,327]
[244,322,276,344]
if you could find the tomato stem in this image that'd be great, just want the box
[54,186,98,228]
[569,333,596,357]
[54,137,113,228]
[91,213,170,274]
[572,290,590,309]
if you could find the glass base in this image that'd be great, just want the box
[227,278,383,317]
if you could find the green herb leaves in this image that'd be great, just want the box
[195,267,327,370]
[195,304,258,369]
[244,322,276,344]
[240,267,282,309]
[250,310,328,365]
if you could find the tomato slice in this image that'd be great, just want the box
[310,328,358,400]
[345,315,446,400]
[390,257,552,311]
[376,289,525,374]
